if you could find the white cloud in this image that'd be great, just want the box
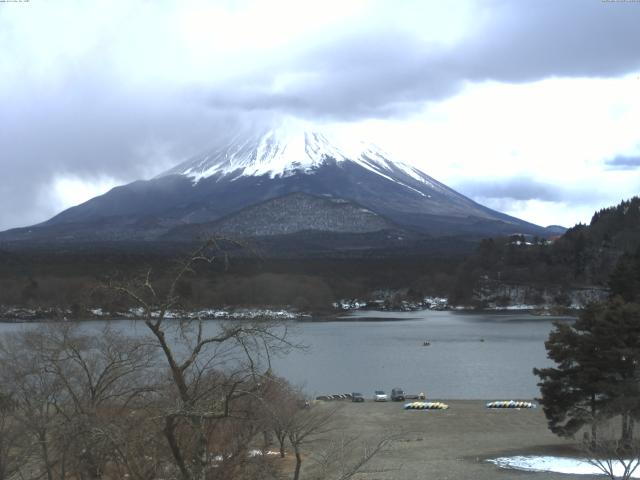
[37,175,120,221]
[478,199,599,228]
[336,73,640,226]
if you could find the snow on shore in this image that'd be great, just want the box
[0,305,306,322]
[488,455,640,477]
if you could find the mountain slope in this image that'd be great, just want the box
[0,124,548,250]
[161,192,397,240]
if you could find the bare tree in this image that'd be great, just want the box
[39,324,156,480]
[309,434,395,480]
[583,419,640,480]
[0,323,157,480]
[261,375,303,458]
[0,329,66,480]
[0,240,299,480]
[110,240,296,480]
[287,404,339,480]
[261,377,385,480]
[0,389,26,480]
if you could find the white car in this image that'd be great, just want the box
[374,390,389,402]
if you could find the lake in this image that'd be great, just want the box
[274,310,570,399]
[0,310,571,400]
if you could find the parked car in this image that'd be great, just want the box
[391,388,405,401]
[351,392,365,402]
[374,390,389,402]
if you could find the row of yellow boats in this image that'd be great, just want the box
[403,401,449,410]
[403,400,537,410]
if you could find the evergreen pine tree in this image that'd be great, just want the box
[609,248,640,303]
[534,300,640,444]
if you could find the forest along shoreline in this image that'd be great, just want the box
[0,301,582,323]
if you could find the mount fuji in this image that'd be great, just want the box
[0,123,549,255]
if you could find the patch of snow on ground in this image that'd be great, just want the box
[488,455,640,477]
[483,303,539,311]
[248,449,279,457]
[502,304,539,310]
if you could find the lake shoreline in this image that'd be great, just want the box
[0,305,580,323]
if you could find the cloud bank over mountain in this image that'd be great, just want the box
[1,0,639,230]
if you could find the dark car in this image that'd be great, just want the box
[351,392,365,402]
[391,388,405,401]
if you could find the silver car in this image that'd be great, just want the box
[374,390,389,401]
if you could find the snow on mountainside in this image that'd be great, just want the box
[0,120,549,249]
[160,123,444,198]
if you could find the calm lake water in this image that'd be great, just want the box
[0,310,572,400]
[275,310,571,399]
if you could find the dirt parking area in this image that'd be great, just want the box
[305,400,601,480]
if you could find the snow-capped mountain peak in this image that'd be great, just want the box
[2,120,548,246]
[160,123,432,188]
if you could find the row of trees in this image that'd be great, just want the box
[0,243,388,480]
[0,240,462,316]
[451,197,640,305]
[0,321,303,479]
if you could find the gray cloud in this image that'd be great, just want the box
[0,78,244,230]
[205,0,640,118]
[453,176,616,227]
[605,155,640,170]
[460,0,640,82]
[454,177,605,203]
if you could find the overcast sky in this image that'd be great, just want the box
[1,0,639,231]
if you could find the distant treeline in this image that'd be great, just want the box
[2,197,639,313]
[0,250,461,314]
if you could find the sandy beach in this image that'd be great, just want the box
[302,400,602,480]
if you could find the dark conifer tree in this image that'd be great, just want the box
[591,299,640,445]
[534,300,640,444]
[534,307,611,443]
[609,248,640,303]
